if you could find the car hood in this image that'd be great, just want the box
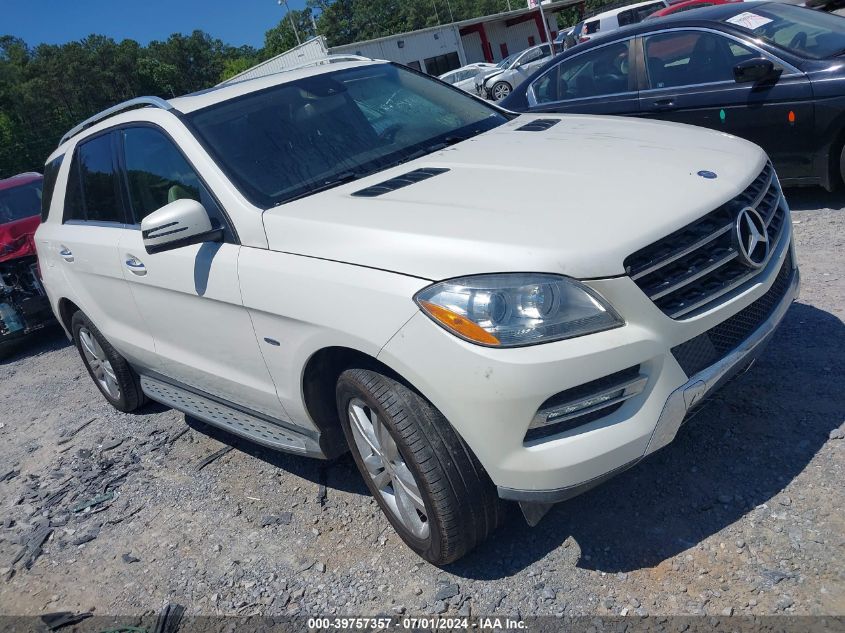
[262,114,766,281]
[476,68,505,85]
[0,215,39,264]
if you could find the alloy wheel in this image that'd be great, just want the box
[347,398,430,539]
[78,327,121,400]
[492,83,511,100]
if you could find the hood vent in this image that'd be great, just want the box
[515,119,559,132]
[352,167,449,198]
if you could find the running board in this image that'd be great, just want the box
[140,376,321,457]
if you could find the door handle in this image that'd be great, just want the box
[59,246,74,263]
[653,98,675,110]
[125,256,147,276]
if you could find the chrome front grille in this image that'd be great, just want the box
[625,163,787,319]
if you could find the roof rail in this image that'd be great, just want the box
[219,54,376,86]
[59,96,174,146]
[282,54,374,73]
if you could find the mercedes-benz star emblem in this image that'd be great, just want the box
[736,207,769,268]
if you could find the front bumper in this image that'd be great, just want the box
[378,226,798,498]
[499,263,800,503]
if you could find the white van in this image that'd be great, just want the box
[566,0,669,48]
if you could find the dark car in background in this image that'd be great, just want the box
[0,172,54,357]
[502,3,845,190]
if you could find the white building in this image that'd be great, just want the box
[331,1,578,74]
[222,0,583,85]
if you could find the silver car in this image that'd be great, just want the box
[475,44,553,101]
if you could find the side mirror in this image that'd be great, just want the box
[141,198,224,255]
[733,57,776,84]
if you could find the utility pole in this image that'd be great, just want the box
[432,0,441,25]
[277,0,302,46]
[537,1,552,46]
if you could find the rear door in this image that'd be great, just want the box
[637,29,815,179]
[525,39,640,115]
[50,131,158,368]
[513,44,553,87]
[115,124,288,420]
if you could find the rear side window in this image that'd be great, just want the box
[40,156,63,223]
[617,8,639,26]
[64,133,124,224]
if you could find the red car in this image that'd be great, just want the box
[647,0,741,18]
[0,172,54,356]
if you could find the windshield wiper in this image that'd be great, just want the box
[391,135,468,168]
[276,171,364,205]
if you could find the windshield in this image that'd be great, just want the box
[497,54,518,68]
[0,180,42,224]
[724,4,845,59]
[187,64,507,207]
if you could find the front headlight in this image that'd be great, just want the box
[414,273,623,348]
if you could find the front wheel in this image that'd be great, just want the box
[491,81,512,101]
[336,368,501,565]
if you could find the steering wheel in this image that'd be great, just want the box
[788,31,807,50]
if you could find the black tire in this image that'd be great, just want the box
[71,311,146,413]
[336,368,501,564]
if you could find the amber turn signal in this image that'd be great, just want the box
[419,301,500,346]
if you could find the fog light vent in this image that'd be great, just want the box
[525,366,646,443]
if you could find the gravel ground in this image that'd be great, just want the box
[0,188,843,619]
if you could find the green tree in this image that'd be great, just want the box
[264,9,316,57]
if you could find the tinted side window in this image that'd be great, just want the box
[532,42,631,104]
[41,156,63,222]
[617,9,638,26]
[645,31,741,89]
[80,135,121,222]
[121,126,231,239]
[63,134,123,223]
[122,127,203,223]
[585,20,600,34]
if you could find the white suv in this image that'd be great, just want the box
[36,59,799,564]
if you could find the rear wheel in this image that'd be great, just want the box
[491,81,512,101]
[336,368,501,565]
[71,311,146,412]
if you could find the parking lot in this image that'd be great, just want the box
[0,187,842,618]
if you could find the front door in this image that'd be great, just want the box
[637,30,815,180]
[116,124,288,421]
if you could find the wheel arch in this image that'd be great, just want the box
[300,345,421,459]
[56,298,82,337]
